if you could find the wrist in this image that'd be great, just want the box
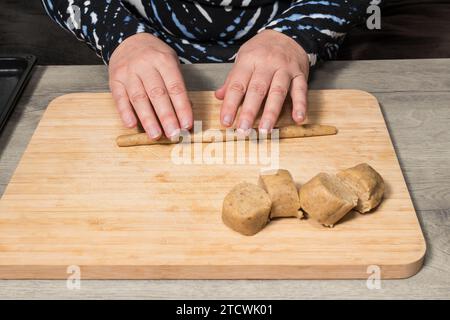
[110,32,157,65]
[260,29,308,57]
[258,29,314,68]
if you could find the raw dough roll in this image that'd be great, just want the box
[299,173,358,227]
[222,182,272,236]
[337,163,385,213]
[258,169,301,218]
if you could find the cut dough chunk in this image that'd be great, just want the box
[222,182,272,236]
[337,163,385,213]
[259,169,301,218]
[299,173,358,227]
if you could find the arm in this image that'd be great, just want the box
[217,1,374,133]
[42,0,192,140]
[41,0,159,63]
[260,0,374,66]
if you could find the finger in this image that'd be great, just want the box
[220,64,252,127]
[237,69,274,135]
[110,80,137,128]
[126,76,162,139]
[156,60,193,130]
[290,74,308,123]
[140,69,180,138]
[216,65,236,100]
[215,82,227,100]
[259,71,290,133]
[215,74,230,100]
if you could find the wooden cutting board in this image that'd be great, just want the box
[0,90,426,279]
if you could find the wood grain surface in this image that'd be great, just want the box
[0,90,426,279]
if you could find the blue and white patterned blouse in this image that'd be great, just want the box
[42,0,372,66]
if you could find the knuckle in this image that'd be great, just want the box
[291,82,306,93]
[162,120,177,130]
[162,119,178,131]
[292,99,306,109]
[240,109,257,120]
[272,52,290,65]
[157,51,175,64]
[248,81,268,97]
[109,64,127,78]
[140,118,152,129]
[149,86,167,99]
[111,88,127,102]
[263,109,278,121]
[222,101,238,113]
[116,101,129,112]
[229,81,246,94]
[111,89,125,101]
[119,110,131,120]
[175,104,191,116]
[292,71,308,83]
[167,82,186,96]
[269,85,288,96]
[130,92,148,104]
[131,57,147,70]
[110,70,122,81]
[155,108,174,122]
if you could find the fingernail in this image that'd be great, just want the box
[259,119,272,134]
[149,127,161,139]
[296,111,305,122]
[168,127,181,140]
[236,128,247,139]
[166,123,179,137]
[124,114,134,127]
[223,114,233,126]
[239,119,251,131]
[237,119,251,136]
[181,120,191,130]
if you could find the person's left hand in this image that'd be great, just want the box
[215,29,310,134]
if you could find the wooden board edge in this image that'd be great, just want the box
[0,253,426,280]
[44,92,112,113]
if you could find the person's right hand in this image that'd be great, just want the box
[109,33,192,140]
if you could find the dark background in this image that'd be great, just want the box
[1,0,450,65]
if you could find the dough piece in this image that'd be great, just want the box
[299,173,358,227]
[258,169,301,218]
[337,163,385,213]
[222,182,272,236]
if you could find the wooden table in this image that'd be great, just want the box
[0,59,449,299]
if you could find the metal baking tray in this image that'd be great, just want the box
[0,55,36,133]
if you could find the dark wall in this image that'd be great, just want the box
[0,0,101,65]
[338,0,450,60]
[1,0,449,65]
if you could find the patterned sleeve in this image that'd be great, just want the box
[41,0,159,63]
[260,0,374,66]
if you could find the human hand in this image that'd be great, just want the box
[109,33,192,140]
[215,30,309,134]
